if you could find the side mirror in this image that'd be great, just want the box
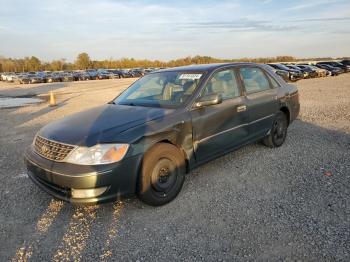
[194,93,222,108]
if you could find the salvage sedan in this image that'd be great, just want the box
[25,63,300,206]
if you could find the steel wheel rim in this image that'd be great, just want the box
[150,158,178,197]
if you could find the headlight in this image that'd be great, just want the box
[66,144,129,165]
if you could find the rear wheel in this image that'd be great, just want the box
[263,112,288,148]
[137,143,185,206]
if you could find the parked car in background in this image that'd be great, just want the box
[298,64,328,77]
[119,69,134,78]
[106,69,121,79]
[86,69,98,80]
[36,72,48,82]
[11,73,20,83]
[96,70,110,80]
[285,65,308,78]
[340,59,350,66]
[26,72,37,78]
[264,65,289,82]
[315,64,343,76]
[47,73,62,83]
[21,72,43,84]
[30,75,43,84]
[268,64,303,81]
[5,72,17,82]
[11,73,21,83]
[17,73,31,84]
[131,69,145,77]
[287,64,318,78]
[76,71,90,81]
[1,72,8,81]
[144,68,156,74]
[317,61,350,73]
[62,72,74,82]
[72,71,82,81]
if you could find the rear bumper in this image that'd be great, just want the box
[25,146,142,204]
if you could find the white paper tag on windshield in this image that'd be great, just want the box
[179,74,202,80]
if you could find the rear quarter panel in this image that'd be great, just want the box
[278,83,300,122]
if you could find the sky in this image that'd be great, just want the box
[0,0,349,62]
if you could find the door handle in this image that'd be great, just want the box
[237,105,247,112]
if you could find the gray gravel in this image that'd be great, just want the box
[0,75,349,261]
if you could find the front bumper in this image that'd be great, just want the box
[25,146,142,204]
[31,79,42,83]
[20,79,31,84]
[289,74,303,81]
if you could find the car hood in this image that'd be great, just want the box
[39,104,174,146]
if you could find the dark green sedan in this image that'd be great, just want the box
[25,63,300,206]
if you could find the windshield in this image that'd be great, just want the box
[114,71,205,108]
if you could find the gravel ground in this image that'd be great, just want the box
[0,75,349,261]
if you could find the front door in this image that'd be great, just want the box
[191,68,249,162]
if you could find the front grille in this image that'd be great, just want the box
[34,135,75,162]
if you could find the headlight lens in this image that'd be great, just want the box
[66,144,129,165]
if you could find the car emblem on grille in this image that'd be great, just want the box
[41,144,49,154]
[35,136,75,161]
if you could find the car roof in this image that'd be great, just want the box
[155,62,261,73]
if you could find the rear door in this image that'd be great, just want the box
[191,68,249,162]
[238,67,280,139]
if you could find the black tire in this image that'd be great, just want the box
[137,143,185,206]
[263,112,288,148]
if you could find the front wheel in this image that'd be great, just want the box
[137,143,185,206]
[263,112,288,148]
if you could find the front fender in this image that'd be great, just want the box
[117,111,195,170]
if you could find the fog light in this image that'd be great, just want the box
[71,187,108,199]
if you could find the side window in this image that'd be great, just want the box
[239,67,271,93]
[201,69,240,100]
[266,73,280,89]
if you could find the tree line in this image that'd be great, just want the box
[0,52,347,72]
